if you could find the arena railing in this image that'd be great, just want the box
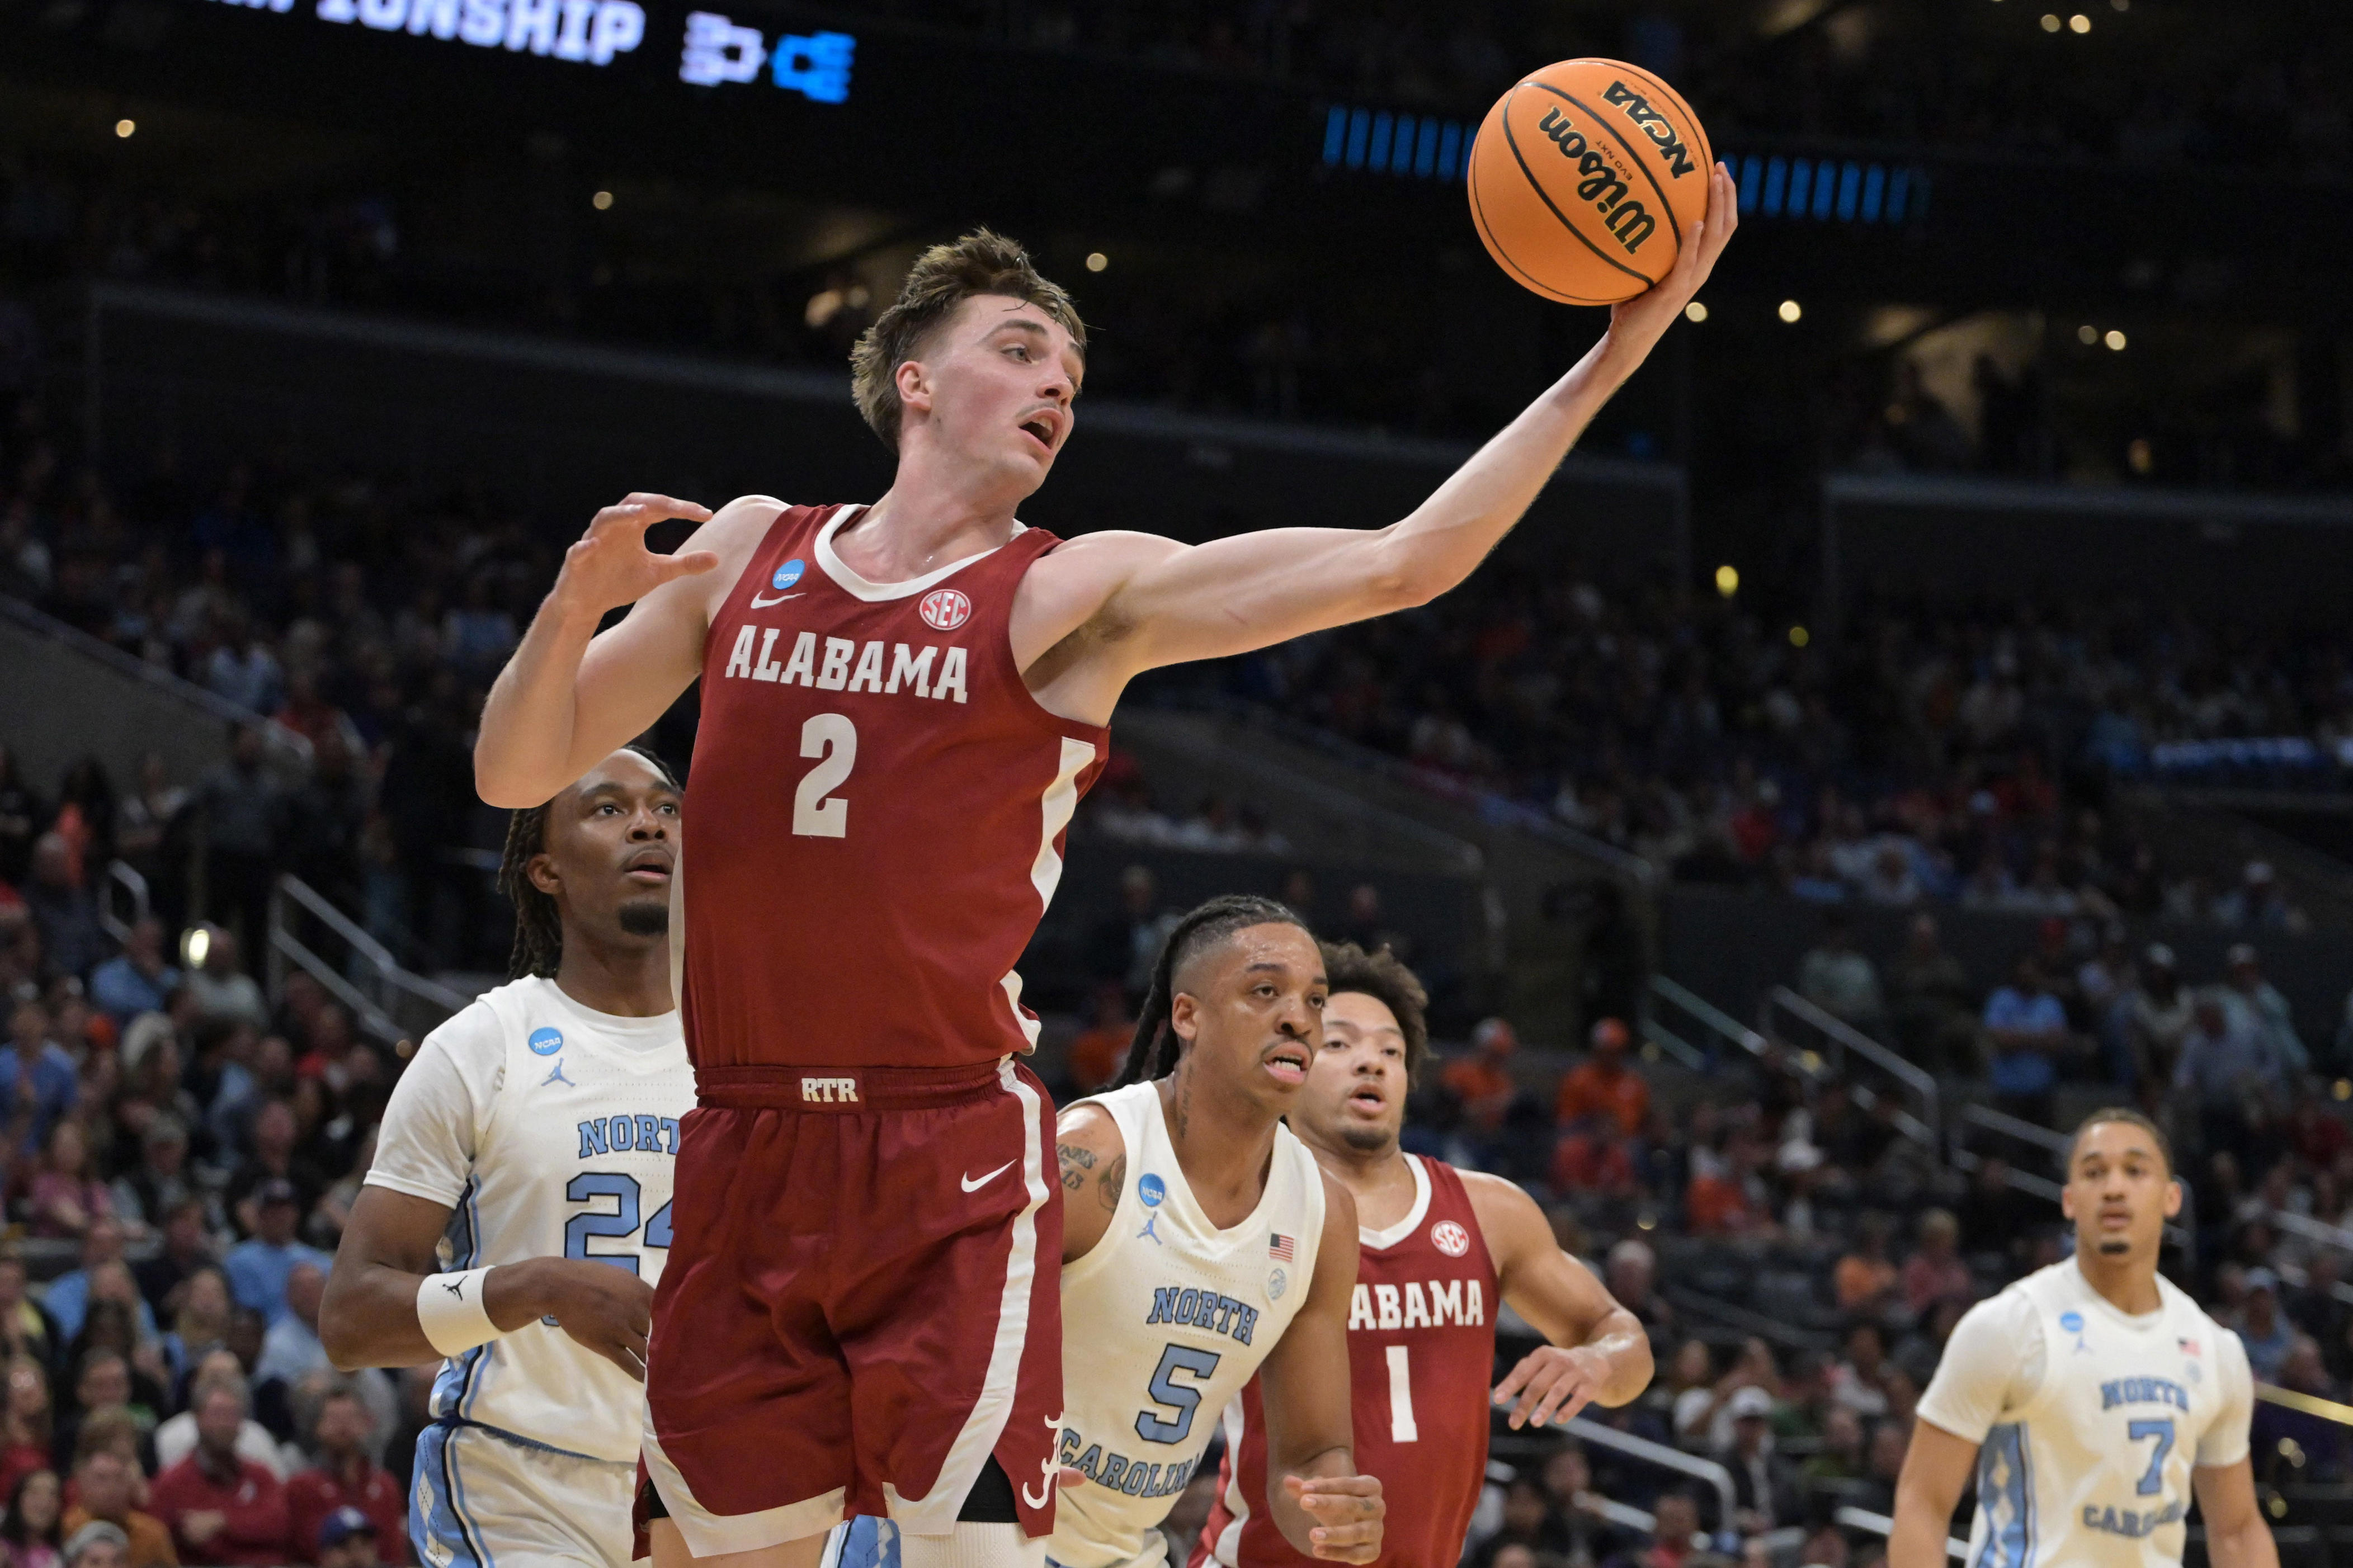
[1558,1416,1739,1538]
[266,873,473,1055]
[1830,1505,1969,1562]
[1759,987,1940,1145]
[95,859,150,945]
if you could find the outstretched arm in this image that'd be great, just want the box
[475,493,757,809]
[1462,1170,1652,1428]
[1256,1173,1382,1564]
[1022,163,1736,711]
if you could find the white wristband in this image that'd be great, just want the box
[416,1268,502,1358]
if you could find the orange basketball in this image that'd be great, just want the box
[1467,58,1714,305]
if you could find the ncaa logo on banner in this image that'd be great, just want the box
[1431,1220,1472,1257]
[919,588,972,631]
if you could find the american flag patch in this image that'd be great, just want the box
[1269,1234,1295,1262]
[2180,1338,2201,1356]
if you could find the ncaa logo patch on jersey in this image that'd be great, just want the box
[1432,1221,1472,1257]
[527,1027,564,1056]
[919,587,972,631]
[773,559,805,591]
[1138,1173,1167,1208]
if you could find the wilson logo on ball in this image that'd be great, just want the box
[1431,1220,1472,1257]
[919,588,972,631]
[1535,108,1657,253]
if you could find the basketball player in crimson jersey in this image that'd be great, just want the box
[474,191,1732,1568]
[1196,944,1654,1568]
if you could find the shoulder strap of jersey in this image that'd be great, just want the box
[471,980,535,1154]
[1421,1158,1502,1282]
[1060,1083,1154,1286]
[701,502,831,667]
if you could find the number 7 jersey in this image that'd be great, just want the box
[1913,1256,2253,1568]
[687,502,1107,1072]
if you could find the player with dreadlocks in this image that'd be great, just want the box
[320,745,697,1568]
[833,894,1383,1568]
[1198,941,1652,1568]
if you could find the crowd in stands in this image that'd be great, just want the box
[1193,569,2351,923]
[0,843,416,1566]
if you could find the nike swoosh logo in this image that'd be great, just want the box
[749,592,804,607]
[961,1160,1017,1193]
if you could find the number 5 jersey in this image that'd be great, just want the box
[366,975,696,1462]
[1051,1082,1327,1568]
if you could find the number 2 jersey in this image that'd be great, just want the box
[686,502,1108,1073]
[1198,1154,1498,1568]
[1915,1256,2253,1568]
[367,976,697,1462]
[1051,1083,1327,1568]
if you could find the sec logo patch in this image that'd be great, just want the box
[919,588,972,631]
[1432,1220,1472,1257]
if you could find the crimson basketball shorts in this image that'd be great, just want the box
[641,1056,1062,1556]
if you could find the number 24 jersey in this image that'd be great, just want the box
[367,975,696,1463]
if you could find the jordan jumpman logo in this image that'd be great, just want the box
[542,1059,575,1087]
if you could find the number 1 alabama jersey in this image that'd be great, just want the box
[686,502,1107,1071]
[1197,1155,1498,1568]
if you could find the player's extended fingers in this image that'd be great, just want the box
[1290,1474,1383,1505]
[1527,1375,1596,1430]
[1491,1354,1541,1407]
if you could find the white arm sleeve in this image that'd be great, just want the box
[364,1002,502,1208]
[2196,1326,2255,1468]
[1916,1291,2043,1445]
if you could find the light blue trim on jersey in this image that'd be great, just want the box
[439,1415,615,1467]
[1972,1423,2036,1568]
[832,1517,899,1568]
[430,1180,492,1421]
[414,1422,497,1568]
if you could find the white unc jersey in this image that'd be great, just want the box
[366,976,696,1463]
[1050,1083,1327,1568]
[1915,1257,2254,1568]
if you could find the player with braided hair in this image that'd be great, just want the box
[836,894,1382,1568]
[496,742,682,981]
[320,747,696,1568]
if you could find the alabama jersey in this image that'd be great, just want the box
[685,502,1107,1073]
[1916,1257,2253,1568]
[1198,1155,1497,1568]
[1050,1083,1327,1568]
[367,976,696,1462]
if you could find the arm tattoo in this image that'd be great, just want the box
[1057,1142,1095,1192]
[1101,1153,1126,1213]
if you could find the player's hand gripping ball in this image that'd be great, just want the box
[1468,58,1714,304]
